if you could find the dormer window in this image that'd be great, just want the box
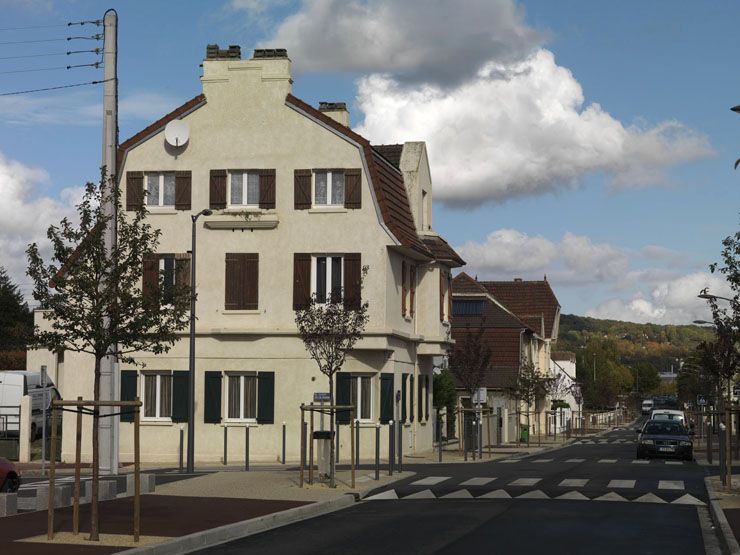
[314,170,345,206]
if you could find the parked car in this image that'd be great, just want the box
[636,420,693,461]
[0,457,20,493]
[650,409,686,426]
[641,399,654,415]
[0,371,61,440]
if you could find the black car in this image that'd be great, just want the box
[636,419,693,461]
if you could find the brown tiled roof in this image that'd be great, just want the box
[452,272,487,295]
[481,280,560,339]
[117,94,207,170]
[285,94,432,258]
[421,236,465,267]
[520,315,544,337]
[450,327,523,390]
[373,144,403,168]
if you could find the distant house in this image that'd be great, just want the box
[450,273,561,442]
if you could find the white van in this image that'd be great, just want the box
[0,371,61,439]
[641,399,654,415]
[650,409,686,426]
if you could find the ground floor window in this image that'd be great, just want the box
[350,375,372,421]
[143,372,172,419]
[227,373,257,420]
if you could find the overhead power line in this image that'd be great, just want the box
[0,48,100,61]
[0,61,101,75]
[0,78,114,97]
[0,20,101,32]
[0,34,102,46]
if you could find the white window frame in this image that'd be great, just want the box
[351,374,373,422]
[141,371,172,421]
[225,372,258,422]
[311,254,343,304]
[228,170,260,208]
[312,170,345,207]
[145,172,176,208]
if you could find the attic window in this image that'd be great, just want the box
[452,300,484,316]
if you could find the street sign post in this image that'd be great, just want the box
[473,388,487,405]
[314,392,330,431]
[697,395,707,407]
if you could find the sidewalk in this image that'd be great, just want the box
[0,468,412,554]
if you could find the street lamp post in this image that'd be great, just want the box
[187,208,212,473]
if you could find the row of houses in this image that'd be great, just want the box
[27,45,577,465]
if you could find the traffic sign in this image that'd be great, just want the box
[696,395,707,406]
[473,388,487,405]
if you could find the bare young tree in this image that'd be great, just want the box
[505,363,551,446]
[448,324,492,397]
[26,176,190,541]
[294,267,369,488]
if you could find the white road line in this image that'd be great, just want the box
[509,478,541,487]
[556,491,589,500]
[441,489,473,499]
[608,480,636,489]
[565,458,585,463]
[460,477,497,486]
[598,459,617,463]
[633,493,667,504]
[658,480,685,490]
[404,489,436,499]
[410,476,450,486]
[517,490,549,499]
[593,492,628,502]
[559,478,588,487]
[632,460,650,464]
[498,459,520,463]
[665,461,683,465]
[532,459,553,463]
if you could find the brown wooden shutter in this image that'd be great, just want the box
[447,273,453,323]
[293,253,311,309]
[410,265,416,317]
[175,253,191,288]
[175,171,192,211]
[225,253,241,310]
[344,253,361,310]
[142,253,159,299]
[210,169,227,209]
[401,260,407,317]
[244,253,259,310]
[439,270,444,322]
[344,168,361,209]
[294,169,311,210]
[126,171,144,211]
[258,169,276,210]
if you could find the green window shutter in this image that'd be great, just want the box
[171,371,189,423]
[257,371,275,424]
[425,375,430,421]
[120,370,137,423]
[401,373,408,423]
[418,375,424,421]
[336,373,352,424]
[204,371,222,424]
[410,375,415,422]
[380,374,394,424]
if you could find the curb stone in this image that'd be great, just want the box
[704,476,740,555]
[119,494,357,555]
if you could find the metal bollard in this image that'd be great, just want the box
[223,426,228,466]
[245,426,250,471]
[355,420,360,467]
[179,428,184,473]
[282,422,286,465]
[437,412,443,463]
[398,422,403,472]
[375,423,380,480]
[708,424,713,465]
[478,419,483,460]
[336,424,340,464]
[463,418,468,462]
[388,421,395,475]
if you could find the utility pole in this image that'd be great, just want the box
[593,354,596,383]
[99,9,119,476]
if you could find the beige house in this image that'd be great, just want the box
[28,45,464,465]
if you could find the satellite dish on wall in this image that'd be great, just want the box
[164,120,189,147]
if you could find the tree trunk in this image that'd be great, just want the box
[329,373,335,488]
[90,356,101,541]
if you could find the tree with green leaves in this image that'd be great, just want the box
[505,363,551,446]
[447,324,491,397]
[632,361,661,395]
[0,267,33,369]
[294,267,369,488]
[26,176,190,541]
[433,364,457,440]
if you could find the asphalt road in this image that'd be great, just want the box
[178,424,722,554]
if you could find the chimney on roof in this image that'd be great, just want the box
[514,278,523,282]
[205,44,241,60]
[319,101,349,127]
[252,48,288,59]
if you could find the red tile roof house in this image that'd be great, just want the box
[27,45,465,466]
[450,273,562,444]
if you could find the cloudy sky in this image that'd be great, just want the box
[0,0,737,324]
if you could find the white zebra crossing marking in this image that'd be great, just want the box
[509,478,541,487]
[559,478,588,487]
[565,458,585,463]
[633,493,667,504]
[460,477,497,486]
[517,490,549,499]
[404,489,435,499]
[365,490,398,500]
[632,460,650,464]
[411,476,450,486]
[658,480,685,490]
[532,459,553,463]
[479,489,511,499]
[598,459,617,463]
[441,489,473,499]
[672,494,705,506]
[608,480,636,489]
[556,491,589,500]
[593,492,628,502]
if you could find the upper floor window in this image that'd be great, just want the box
[452,300,485,317]
[226,373,257,421]
[146,172,176,207]
[312,255,343,303]
[229,171,260,207]
[314,170,345,206]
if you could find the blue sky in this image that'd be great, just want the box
[0,0,737,324]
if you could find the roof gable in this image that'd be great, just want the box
[480,280,561,339]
